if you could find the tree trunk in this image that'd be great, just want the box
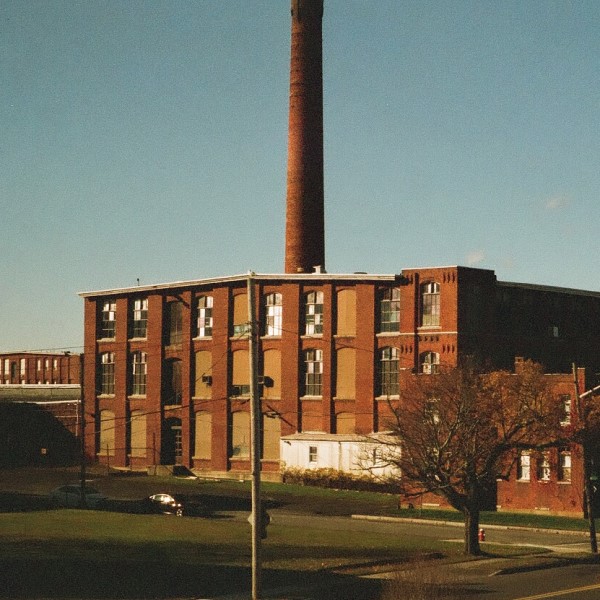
[464,505,481,555]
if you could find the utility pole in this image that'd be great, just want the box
[248,272,262,599]
[573,363,597,554]
[79,352,87,508]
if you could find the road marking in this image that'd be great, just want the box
[513,582,600,599]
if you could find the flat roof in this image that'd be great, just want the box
[78,271,401,298]
[78,267,600,299]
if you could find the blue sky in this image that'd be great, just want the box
[2,0,599,352]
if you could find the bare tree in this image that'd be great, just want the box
[381,360,563,555]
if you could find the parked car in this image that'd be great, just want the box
[144,493,208,517]
[49,485,107,509]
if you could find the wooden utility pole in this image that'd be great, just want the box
[79,352,87,508]
[573,363,598,554]
[248,272,262,599]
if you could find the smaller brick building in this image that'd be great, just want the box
[0,352,80,386]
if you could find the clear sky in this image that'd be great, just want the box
[2,0,599,353]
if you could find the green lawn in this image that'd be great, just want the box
[0,466,592,598]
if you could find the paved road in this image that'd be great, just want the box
[220,511,600,600]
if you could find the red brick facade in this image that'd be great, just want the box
[80,266,600,511]
[0,352,80,386]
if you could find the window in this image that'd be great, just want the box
[100,352,115,395]
[230,411,250,458]
[232,293,249,336]
[560,395,572,425]
[100,301,116,338]
[305,291,323,335]
[420,351,440,374]
[20,358,26,377]
[262,414,281,460]
[194,412,212,460]
[309,446,318,463]
[378,347,399,396]
[335,348,355,399]
[131,298,148,338]
[336,289,356,336]
[37,359,41,372]
[165,301,183,345]
[517,451,531,481]
[379,288,400,332]
[421,282,440,327]
[196,295,213,337]
[129,411,147,458]
[99,410,115,456]
[53,359,58,370]
[537,452,551,481]
[425,398,440,424]
[194,351,212,398]
[163,359,182,405]
[303,349,323,396]
[264,293,282,336]
[558,449,571,482]
[131,351,147,396]
[232,350,250,397]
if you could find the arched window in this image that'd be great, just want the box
[420,282,440,326]
[305,291,323,335]
[194,411,212,460]
[99,410,115,456]
[131,351,147,395]
[379,288,400,332]
[99,352,115,395]
[378,347,399,396]
[264,293,282,336]
[303,349,323,396]
[420,351,440,374]
[196,295,213,337]
[230,411,250,458]
[129,410,147,458]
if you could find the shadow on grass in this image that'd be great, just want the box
[0,557,390,599]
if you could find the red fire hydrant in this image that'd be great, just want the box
[478,528,486,542]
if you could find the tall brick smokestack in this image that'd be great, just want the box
[285,0,325,274]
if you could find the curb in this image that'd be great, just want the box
[351,514,589,537]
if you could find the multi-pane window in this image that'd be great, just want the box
[303,349,323,396]
[100,301,117,338]
[537,452,551,481]
[131,351,147,396]
[379,288,400,333]
[309,446,318,463]
[421,282,440,327]
[305,291,323,335]
[420,351,440,374]
[166,301,183,345]
[264,293,282,336]
[196,296,213,337]
[558,449,572,482]
[131,298,148,338]
[517,451,531,481]
[560,395,572,425]
[378,347,399,396]
[100,352,115,395]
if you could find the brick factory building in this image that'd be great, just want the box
[79,0,600,516]
[79,270,600,489]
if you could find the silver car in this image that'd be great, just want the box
[49,485,107,508]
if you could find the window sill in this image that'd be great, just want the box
[557,481,572,485]
[375,395,400,401]
[97,394,115,399]
[128,394,146,399]
[193,336,213,341]
[128,337,147,342]
[301,334,323,339]
[97,337,116,342]
[333,334,356,339]
[300,395,323,400]
[418,325,441,330]
[261,335,282,340]
[516,479,531,483]
[376,332,400,337]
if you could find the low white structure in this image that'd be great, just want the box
[280,432,399,479]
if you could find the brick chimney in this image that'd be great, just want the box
[284,0,325,274]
